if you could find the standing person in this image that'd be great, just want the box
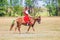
[23,6,31,26]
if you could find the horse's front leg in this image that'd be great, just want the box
[32,26,35,31]
[27,26,31,32]
[32,24,35,31]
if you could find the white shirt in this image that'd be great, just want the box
[25,10,29,14]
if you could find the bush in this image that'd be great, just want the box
[0,12,5,16]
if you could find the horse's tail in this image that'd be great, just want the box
[10,20,15,31]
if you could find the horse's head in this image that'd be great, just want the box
[35,16,41,24]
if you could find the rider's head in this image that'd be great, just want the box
[25,6,29,10]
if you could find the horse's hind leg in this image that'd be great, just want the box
[15,27,17,31]
[17,22,21,33]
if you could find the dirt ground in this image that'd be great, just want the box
[0,17,60,40]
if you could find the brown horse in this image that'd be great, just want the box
[10,16,41,33]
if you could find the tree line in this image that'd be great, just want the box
[0,0,60,17]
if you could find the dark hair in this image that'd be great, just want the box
[25,7,28,10]
[25,6,29,10]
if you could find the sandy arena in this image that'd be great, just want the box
[0,17,60,40]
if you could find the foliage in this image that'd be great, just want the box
[13,6,23,16]
[0,0,8,6]
[0,6,6,16]
[0,0,60,16]
[25,0,32,6]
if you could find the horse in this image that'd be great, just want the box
[10,16,41,33]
